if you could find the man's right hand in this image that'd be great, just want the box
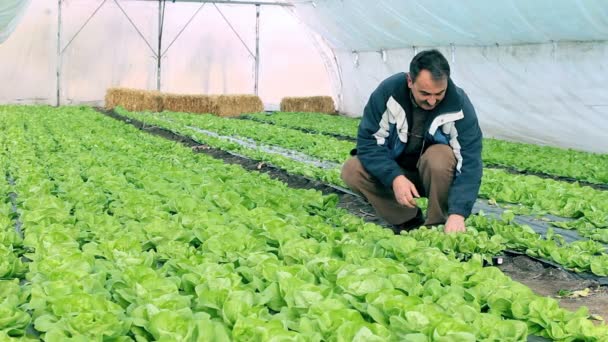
[392,175,420,208]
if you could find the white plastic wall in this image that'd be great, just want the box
[60,0,158,105]
[334,43,608,153]
[0,0,31,43]
[0,0,55,104]
[0,0,332,109]
[292,0,608,49]
[292,0,608,153]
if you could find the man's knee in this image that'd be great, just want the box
[341,157,365,189]
[419,144,456,174]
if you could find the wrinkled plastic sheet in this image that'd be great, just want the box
[291,0,608,49]
[152,115,341,169]
[473,200,608,285]
[472,200,592,245]
[186,125,340,169]
[0,0,31,43]
[149,117,340,169]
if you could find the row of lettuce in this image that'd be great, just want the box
[0,105,606,340]
[243,112,608,185]
[117,108,608,246]
[112,108,608,276]
[115,107,608,273]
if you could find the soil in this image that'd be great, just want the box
[498,255,608,322]
[99,108,608,323]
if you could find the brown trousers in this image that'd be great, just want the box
[341,144,456,226]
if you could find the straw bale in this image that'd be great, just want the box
[162,93,214,114]
[280,96,336,114]
[106,88,263,116]
[104,88,122,110]
[105,88,163,112]
[213,95,264,117]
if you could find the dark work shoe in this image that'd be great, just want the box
[391,209,425,234]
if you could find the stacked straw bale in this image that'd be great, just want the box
[162,93,214,114]
[105,88,264,117]
[280,96,336,114]
[213,95,264,117]
[105,88,163,112]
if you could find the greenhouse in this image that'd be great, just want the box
[0,0,607,341]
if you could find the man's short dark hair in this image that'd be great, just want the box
[409,49,450,82]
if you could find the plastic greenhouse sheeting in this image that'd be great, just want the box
[327,42,608,153]
[0,0,332,110]
[290,0,608,50]
[0,0,30,44]
[290,0,608,153]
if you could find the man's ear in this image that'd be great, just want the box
[407,74,413,89]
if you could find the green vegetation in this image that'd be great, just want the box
[119,108,608,244]
[243,112,359,138]
[0,105,606,340]
[244,112,608,184]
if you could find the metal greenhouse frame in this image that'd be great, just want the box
[55,0,293,105]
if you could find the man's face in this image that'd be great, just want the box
[408,69,448,111]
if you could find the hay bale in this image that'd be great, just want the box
[163,93,214,114]
[213,95,264,117]
[104,88,123,110]
[105,88,163,112]
[106,88,263,116]
[280,96,335,114]
[140,91,164,112]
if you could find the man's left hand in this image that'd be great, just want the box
[445,214,466,233]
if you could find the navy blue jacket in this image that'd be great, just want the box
[355,72,483,218]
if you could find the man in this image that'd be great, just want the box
[341,49,482,234]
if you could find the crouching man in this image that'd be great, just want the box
[341,49,483,234]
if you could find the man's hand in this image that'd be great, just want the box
[445,214,466,233]
[392,175,420,208]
